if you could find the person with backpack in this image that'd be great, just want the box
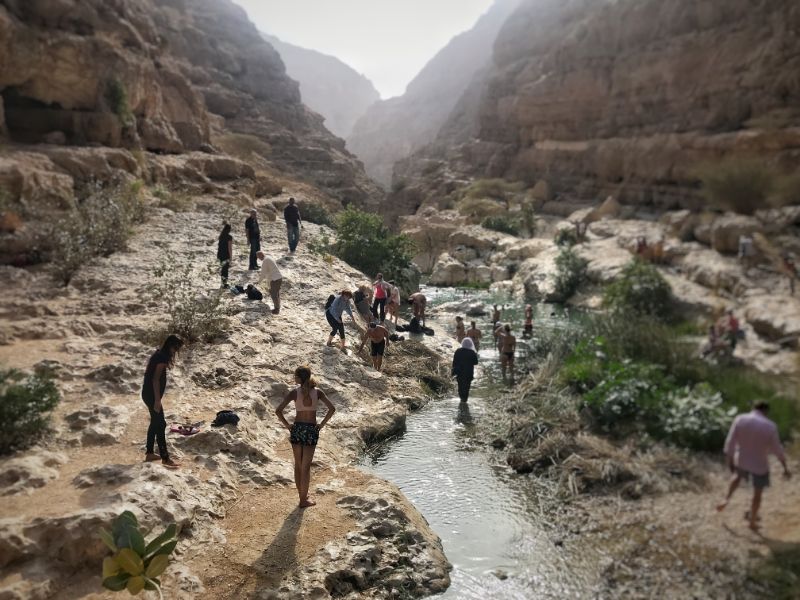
[284,197,302,254]
[256,251,283,314]
[325,290,355,350]
[371,273,390,324]
[217,223,233,288]
[141,334,183,469]
[245,208,261,270]
[275,366,336,508]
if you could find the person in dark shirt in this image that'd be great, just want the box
[245,209,261,270]
[284,197,302,254]
[217,223,233,288]
[141,334,183,468]
[452,337,479,402]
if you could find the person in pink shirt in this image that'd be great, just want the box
[716,401,791,530]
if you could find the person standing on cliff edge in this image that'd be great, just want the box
[284,197,302,254]
[245,209,261,270]
[716,401,791,530]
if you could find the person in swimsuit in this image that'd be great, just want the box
[386,280,401,325]
[499,324,516,381]
[465,321,482,351]
[354,284,373,322]
[358,321,391,371]
[408,292,427,326]
[372,273,390,323]
[455,316,466,342]
[141,334,183,469]
[524,304,533,337]
[275,366,336,508]
[494,322,505,352]
[491,305,501,329]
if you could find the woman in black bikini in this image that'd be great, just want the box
[275,366,336,508]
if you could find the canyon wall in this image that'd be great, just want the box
[264,33,380,139]
[391,0,800,216]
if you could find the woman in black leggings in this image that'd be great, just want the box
[141,334,183,468]
[371,273,389,323]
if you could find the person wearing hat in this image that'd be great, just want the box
[245,208,261,270]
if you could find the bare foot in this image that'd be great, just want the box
[144,453,161,462]
[715,501,728,512]
[162,459,180,469]
[299,498,316,508]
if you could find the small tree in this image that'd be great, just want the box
[603,259,673,320]
[696,158,776,215]
[0,369,60,454]
[553,247,588,301]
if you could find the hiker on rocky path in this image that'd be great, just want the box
[141,334,183,469]
[372,273,390,323]
[782,254,797,295]
[358,321,391,371]
[499,324,516,381]
[245,208,261,270]
[354,284,373,322]
[217,222,233,288]
[408,292,427,326]
[275,366,336,508]
[716,401,791,531]
[386,280,401,325]
[256,251,283,314]
[452,337,479,403]
[524,304,533,337]
[466,321,482,351]
[455,316,466,342]
[284,197,302,254]
[491,305,501,329]
[326,290,356,350]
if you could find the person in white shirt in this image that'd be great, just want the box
[256,251,283,315]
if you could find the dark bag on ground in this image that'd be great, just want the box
[211,410,239,427]
[246,284,263,300]
[324,294,335,310]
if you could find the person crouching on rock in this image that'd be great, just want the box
[326,290,356,351]
[276,366,336,508]
[141,334,183,469]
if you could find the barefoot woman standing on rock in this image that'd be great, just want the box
[276,366,336,508]
[142,334,183,469]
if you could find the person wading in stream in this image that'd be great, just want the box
[216,222,233,288]
[716,401,791,530]
[141,334,183,469]
[276,366,336,508]
[371,273,390,324]
[325,290,356,351]
[245,208,261,270]
[466,321,482,351]
[256,250,283,314]
[499,324,517,381]
[452,337,479,402]
[455,316,466,342]
[358,321,391,371]
[524,304,534,337]
[491,304,501,328]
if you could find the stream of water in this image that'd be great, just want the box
[360,287,597,598]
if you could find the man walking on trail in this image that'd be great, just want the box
[499,324,516,381]
[257,251,283,314]
[358,321,390,371]
[284,197,302,254]
[717,402,791,530]
[466,321,482,351]
[245,209,261,270]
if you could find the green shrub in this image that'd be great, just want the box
[0,369,60,454]
[331,207,415,282]
[151,185,192,212]
[302,203,335,227]
[603,259,673,320]
[460,178,525,202]
[457,198,506,221]
[659,384,735,452]
[149,259,230,342]
[554,227,578,247]
[773,172,800,208]
[100,511,178,597]
[521,202,536,237]
[553,247,588,301]
[696,158,776,215]
[482,214,521,236]
[105,79,134,126]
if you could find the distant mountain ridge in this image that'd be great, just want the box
[346,0,521,187]
[263,33,380,140]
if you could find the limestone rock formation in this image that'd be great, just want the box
[390,0,800,216]
[263,34,380,139]
[346,0,520,188]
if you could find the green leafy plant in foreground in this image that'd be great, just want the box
[0,369,60,455]
[100,511,178,598]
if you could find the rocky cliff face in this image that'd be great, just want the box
[0,0,382,215]
[264,34,380,140]
[346,0,520,188]
[392,0,800,215]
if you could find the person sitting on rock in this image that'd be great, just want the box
[466,321,482,351]
[141,334,183,469]
[499,324,516,382]
[386,280,402,325]
[455,316,466,342]
[217,222,233,288]
[358,321,391,371]
[701,324,727,358]
[408,292,427,326]
[256,251,283,315]
[716,309,741,352]
[275,366,336,508]
[325,290,356,351]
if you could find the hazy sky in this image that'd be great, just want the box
[233,0,496,99]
